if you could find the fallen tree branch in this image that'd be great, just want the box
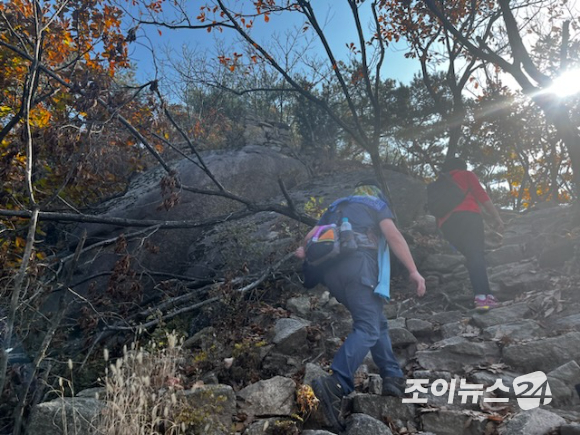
[106,251,296,331]
[124,280,220,322]
[237,251,295,294]
[0,199,317,228]
[106,296,221,331]
[0,208,253,227]
[49,225,162,263]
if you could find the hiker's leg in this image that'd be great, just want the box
[441,212,490,295]
[370,311,404,379]
[458,213,490,295]
[324,255,381,393]
[330,284,383,393]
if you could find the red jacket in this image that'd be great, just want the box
[438,170,490,227]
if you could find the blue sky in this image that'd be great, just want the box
[125,1,421,86]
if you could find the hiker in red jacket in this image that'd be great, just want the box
[438,158,504,311]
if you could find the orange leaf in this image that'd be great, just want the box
[264,14,270,22]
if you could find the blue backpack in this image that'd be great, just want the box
[301,196,385,288]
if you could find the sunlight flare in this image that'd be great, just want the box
[549,69,580,97]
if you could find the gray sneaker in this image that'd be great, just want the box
[382,376,406,397]
[311,376,345,432]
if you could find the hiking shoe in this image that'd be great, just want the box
[311,376,345,432]
[474,294,499,312]
[382,376,406,397]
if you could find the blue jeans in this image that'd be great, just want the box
[440,211,490,295]
[323,251,403,393]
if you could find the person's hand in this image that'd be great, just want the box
[295,246,306,259]
[409,271,426,298]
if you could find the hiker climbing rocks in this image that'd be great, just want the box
[295,180,426,431]
[435,158,505,311]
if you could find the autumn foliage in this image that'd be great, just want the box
[0,0,164,275]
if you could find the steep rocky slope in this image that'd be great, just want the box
[26,200,580,435]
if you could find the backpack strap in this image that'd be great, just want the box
[442,172,471,200]
[328,195,387,213]
[325,198,346,227]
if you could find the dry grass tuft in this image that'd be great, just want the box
[97,332,189,435]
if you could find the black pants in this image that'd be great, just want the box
[440,211,490,295]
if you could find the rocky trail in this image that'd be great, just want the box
[25,203,580,435]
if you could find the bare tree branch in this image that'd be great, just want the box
[106,251,295,331]
[0,2,44,394]
[136,19,235,31]
[153,87,226,191]
[211,0,368,149]
[349,0,380,117]
[278,177,297,214]
[0,201,316,228]
[497,0,550,87]
[296,0,369,147]
[0,208,250,228]
[422,0,536,91]
[371,2,387,144]
[560,20,570,70]
[12,228,85,435]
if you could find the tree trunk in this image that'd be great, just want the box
[549,140,561,203]
[534,97,580,199]
[552,118,580,195]
[540,102,580,225]
[445,87,465,163]
[446,124,461,163]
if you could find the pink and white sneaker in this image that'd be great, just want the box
[474,294,499,312]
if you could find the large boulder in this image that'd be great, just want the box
[27,397,105,435]
[73,145,308,276]
[497,408,565,435]
[345,413,393,435]
[237,376,296,416]
[182,384,237,434]
[415,336,501,372]
[420,410,496,435]
[502,332,580,373]
[488,261,550,300]
[64,148,426,300]
[188,168,426,278]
